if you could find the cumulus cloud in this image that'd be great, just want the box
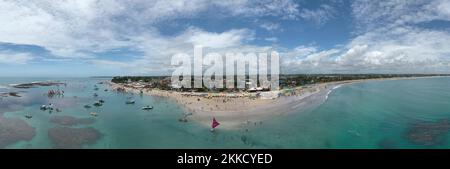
[184,28,254,48]
[0,0,297,70]
[0,51,33,64]
[282,0,450,73]
[1,0,449,74]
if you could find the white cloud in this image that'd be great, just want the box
[283,26,450,73]
[213,0,300,19]
[265,37,278,42]
[352,0,450,32]
[299,4,336,25]
[184,28,253,48]
[91,27,271,75]
[260,22,281,32]
[0,51,33,64]
[1,0,449,74]
[0,0,297,63]
[280,0,450,73]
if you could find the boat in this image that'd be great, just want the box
[84,105,92,109]
[141,105,153,110]
[99,99,105,103]
[178,117,188,122]
[25,114,32,119]
[48,103,54,110]
[210,117,220,132]
[40,105,47,110]
[93,101,103,107]
[90,112,98,117]
[126,100,135,104]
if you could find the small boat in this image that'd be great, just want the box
[94,87,99,91]
[25,114,32,119]
[90,112,98,117]
[84,105,92,109]
[104,89,108,92]
[99,99,105,103]
[125,100,135,104]
[47,103,54,111]
[141,105,153,110]
[40,105,47,110]
[93,101,103,107]
[210,117,220,132]
[178,117,188,122]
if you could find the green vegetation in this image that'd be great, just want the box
[112,74,449,91]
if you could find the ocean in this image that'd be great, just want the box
[1,77,449,148]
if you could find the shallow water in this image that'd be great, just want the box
[1,77,450,148]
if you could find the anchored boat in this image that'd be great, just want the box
[142,105,153,110]
[90,112,98,117]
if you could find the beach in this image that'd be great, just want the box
[108,80,364,129]
[108,76,443,129]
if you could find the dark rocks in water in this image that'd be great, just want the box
[0,92,24,97]
[12,81,66,89]
[50,116,95,126]
[0,116,36,148]
[405,119,450,146]
[8,92,21,97]
[48,126,101,149]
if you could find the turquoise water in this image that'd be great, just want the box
[1,77,450,148]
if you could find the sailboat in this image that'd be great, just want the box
[210,117,220,132]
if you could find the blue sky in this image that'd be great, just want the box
[0,0,449,76]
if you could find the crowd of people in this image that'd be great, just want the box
[47,89,64,98]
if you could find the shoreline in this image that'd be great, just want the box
[107,76,447,129]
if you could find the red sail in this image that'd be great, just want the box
[212,117,220,129]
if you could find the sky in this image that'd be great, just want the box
[0,0,450,77]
